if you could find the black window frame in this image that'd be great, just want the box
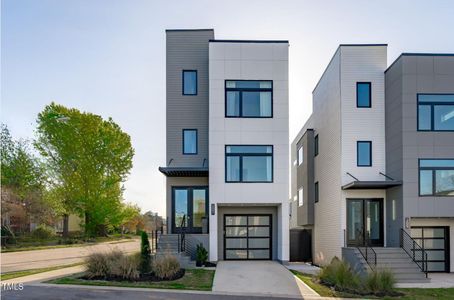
[224,80,273,118]
[417,94,454,132]
[171,186,209,234]
[182,70,198,96]
[357,141,372,167]
[225,145,274,183]
[356,82,372,108]
[182,129,198,155]
[411,226,450,272]
[314,134,319,157]
[314,182,319,203]
[418,158,454,197]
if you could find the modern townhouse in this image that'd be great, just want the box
[290,45,454,280]
[159,29,290,263]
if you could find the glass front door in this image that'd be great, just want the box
[172,187,208,233]
[347,199,383,247]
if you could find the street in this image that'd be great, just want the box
[1,239,140,273]
[1,285,306,300]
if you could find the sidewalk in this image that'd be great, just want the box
[1,265,85,285]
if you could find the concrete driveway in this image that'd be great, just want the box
[212,261,319,298]
[1,239,140,273]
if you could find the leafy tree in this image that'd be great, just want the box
[140,231,151,274]
[35,103,134,236]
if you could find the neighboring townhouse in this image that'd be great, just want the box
[159,29,290,263]
[290,45,454,278]
[385,53,454,273]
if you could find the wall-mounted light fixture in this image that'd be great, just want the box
[211,204,215,216]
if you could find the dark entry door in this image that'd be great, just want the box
[172,187,208,234]
[347,199,384,247]
[224,215,272,260]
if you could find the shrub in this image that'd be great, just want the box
[196,244,208,265]
[111,254,140,280]
[317,257,360,291]
[365,269,396,294]
[31,224,55,239]
[1,225,16,245]
[140,231,151,274]
[85,249,124,279]
[153,254,181,280]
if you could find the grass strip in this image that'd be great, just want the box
[1,263,84,281]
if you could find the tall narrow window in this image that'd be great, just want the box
[357,141,372,167]
[417,94,454,131]
[225,145,273,182]
[357,82,371,108]
[183,70,197,95]
[297,145,303,166]
[314,135,319,157]
[183,129,197,154]
[314,182,319,203]
[225,80,272,117]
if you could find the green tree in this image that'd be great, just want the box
[35,103,134,236]
[140,231,151,274]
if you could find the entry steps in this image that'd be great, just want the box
[155,233,195,268]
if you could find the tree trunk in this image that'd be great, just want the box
[85,211,90,236]
[62,214,69,238]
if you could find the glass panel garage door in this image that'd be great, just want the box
[411,227,450,272]
[224,215,271,260]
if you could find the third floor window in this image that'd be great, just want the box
[183,70,197,95]
[418,94,454,131]
[225,80,272,118]
[357,82,371,108]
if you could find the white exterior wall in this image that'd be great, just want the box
[208,42,289,262]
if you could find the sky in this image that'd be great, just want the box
[2,0,454,216]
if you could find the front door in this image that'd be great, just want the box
[172,187,208,234]
[347,199,384,247]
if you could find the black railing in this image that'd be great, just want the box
[356,230,377,270]
[400,228,428,278]
[178,215,186,253]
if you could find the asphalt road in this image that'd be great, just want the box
[1,285,302,300]
[1,239,140,273]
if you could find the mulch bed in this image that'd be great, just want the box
[80,268,186,282]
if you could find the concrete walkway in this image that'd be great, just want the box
[1,239,139,273]
[396,273,454,288]
[213,261,319,299]
[1,265,85,285]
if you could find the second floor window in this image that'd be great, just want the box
[314,134,319,156]
[298,145,303,166]
[357,141,372,167]
[314,182,319,203]
[357,82,371,108]
[183,129,197,154]
[418,94,454,131]
[225,145,273,182]
[225,80,272,118]
[298,187,303,206]
[183,70,197,95]
[419,159,454,196]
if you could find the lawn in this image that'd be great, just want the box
[48,269,216,291]
[1,234,138,253]
[291,270,454,300]
[1,263,83,280]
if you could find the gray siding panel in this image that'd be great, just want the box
[166,30,213,168]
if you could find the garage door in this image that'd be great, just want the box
[411,227,450,272]
[224,214,271,260]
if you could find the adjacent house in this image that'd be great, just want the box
[289,45,454,277]
[159,29,290,263]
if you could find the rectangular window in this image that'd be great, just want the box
[418,94,454,131]
[357,82,371,108]
[183,129,197,154]
[225,80,272,118]
[357,141,372,167]
[225,145,273,182]
[298,187,303,206]
[419,159,454,196]
[314,182,319,203]
[314,135,319,156]
[297,145,303,166]
[183,70,197,95]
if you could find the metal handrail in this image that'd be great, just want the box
[356,230,377,270]
[400,228,428,278]
[178,215,186,253]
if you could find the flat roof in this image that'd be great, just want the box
[158,167,208,177]
[385,52,454,73]
[342,180,402,190]
[166,29,214,32]
[209,39,288,44]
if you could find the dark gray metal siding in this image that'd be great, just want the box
[296,129,315,226]
[166,30,213,168]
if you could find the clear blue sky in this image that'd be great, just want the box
[2,0,454,216]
